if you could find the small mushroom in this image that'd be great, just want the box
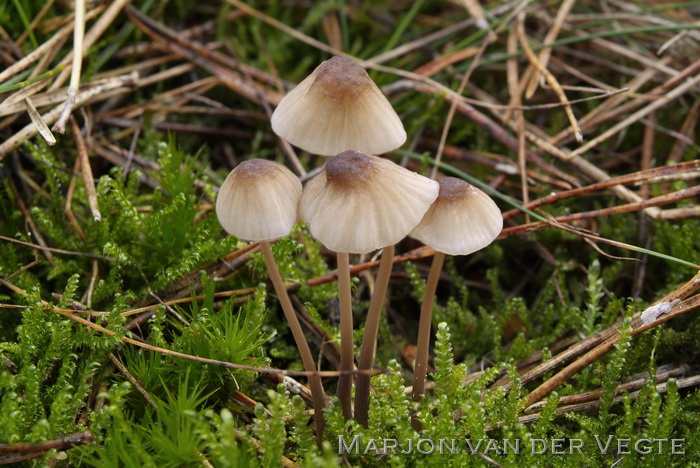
[215,159,327,443]
[300,150,439,420]
[408,177,502,431]
[271,56,407,156]
[215,159,301,242]
[410,177,503,256]
[300,151,439,253]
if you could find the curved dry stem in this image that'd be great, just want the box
[354,245,395,426]
[336,251,354,420]
[260,241,327,445]
[411,251,445,432]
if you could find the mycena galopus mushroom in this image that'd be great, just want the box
[216,159,327,443]
[271,56,406,156]
[409,176,502,431]
[299,150,439,420]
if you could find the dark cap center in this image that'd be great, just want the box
[309,56,372,102]
[234,159,278,181]
[325,150,375,187]
[437,177,474,202]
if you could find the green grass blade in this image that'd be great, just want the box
[11,0,38,49]
[0,65,66,94]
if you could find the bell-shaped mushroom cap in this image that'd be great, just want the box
[216,159,302,241]
[299,151,439,253]
[410,177,502,256]
[271,56,406,156]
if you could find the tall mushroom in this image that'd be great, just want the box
[300,150,439,420]
[215,159,327,443]
[271,56,406,156]
[409,177,502,431]
[272,56,413,424]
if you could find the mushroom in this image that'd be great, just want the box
[300,151,439,253]
[215,159,300,242]
[300,150,439,420]
[408,177,502,431]
[271,56,406,156]
[215,159,327,442]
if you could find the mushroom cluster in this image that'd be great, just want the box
[298,150,439,421]
[271,55,439,422]
[216,54,503,438]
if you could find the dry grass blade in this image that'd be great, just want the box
[492,326,619,393]
[49,0,133,91]
[516,12,582,142]
[52,0,85,133]
[0,73,137,160]
[0,234,115,261]
[668,100,699,164]
[226,0,341,57]
[473,76,685,221]
[107,352,157,409]
[524,271,700,407]
[568,73,700,159]
[502,375,700,429]
[23,97,55,145]
[549,58,665,147]
[500,186,700,237]
[502,160,700,220]
[119,287,258,317]
[433,82,581,187]
[0,276,382,379]
[524,365,690,414]
[506,22,529,220]
[69,117,100,221]
[0,431,94,464]
[105,314,377,379]
[306,246,437,287]
[1,85,66,118]
[473,366,696,425]
[431,21,495,178]
[124,6,282,107]
[524,0,575,98]
[6,180,56,267]
[368,1,521,65]
[0,23,72,84]
[1,0,699,462]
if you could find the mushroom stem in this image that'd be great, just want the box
[336,251,354,420]
[260,240,327,444]
[411,251,446,432]
[354,245,395,427]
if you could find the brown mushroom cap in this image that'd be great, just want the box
[410,177,502,255]
[271,56,406,156]
[215,159,301,241]
[299,150,439,253]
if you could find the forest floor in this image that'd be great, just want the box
[0,1,699,466]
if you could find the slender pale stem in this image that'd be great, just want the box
[260,241,327,444]
[354,245,395,426]
[411,251,445,432]
[336,251,354,420]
